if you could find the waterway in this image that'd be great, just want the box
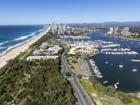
[89,32,140,92]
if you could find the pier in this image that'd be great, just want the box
[100,48,138,55]
[89,59,103,78]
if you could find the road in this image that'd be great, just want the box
[61,54,94,105]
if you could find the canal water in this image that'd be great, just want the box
[89,32,140,92]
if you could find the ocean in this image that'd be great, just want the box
[0,25,45,54]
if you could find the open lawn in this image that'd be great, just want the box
[80,79,129,105]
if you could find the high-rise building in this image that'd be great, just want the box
[114,27,119,35]
[47,23,89,35]
[121,27,130,36]
[107,27,114,34]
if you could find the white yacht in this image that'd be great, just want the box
[119,65,124,68]
[103,81,109,84]
[114,80,120,89]
[116,80,119,85]
[105,61,109,64]
[114,84,118,89]
[132,68,138,72]
[119,62,124,68]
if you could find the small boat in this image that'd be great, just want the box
[103,81,109,84]
[119,65,124,68]
[132,67,138,72]
[105,61,109,64]
[114,84,118,89]
[116,80,119,85]
[119,62,124,68]
[114,80,119,89]
[97,75,103,78]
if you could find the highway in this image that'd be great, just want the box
[61,53,94,105]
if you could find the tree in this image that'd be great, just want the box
[65,71,71,77]
[77,74,82,79]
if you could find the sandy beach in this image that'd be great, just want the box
[0,28,47,69]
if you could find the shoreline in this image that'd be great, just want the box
[0,27,48,69]
[88,52,140,97]
[83,34,140,94]
[106,33,140,41]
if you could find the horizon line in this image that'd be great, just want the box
[1,21,140,25]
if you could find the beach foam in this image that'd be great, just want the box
[0,46,5,50]
[0,41,9,46]
[0,27,46,54]
[13,29,44,41]
[14,35,29,41]
[0,43,4,46]
[0,26,48,69]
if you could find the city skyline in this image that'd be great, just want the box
[0,0,140,25]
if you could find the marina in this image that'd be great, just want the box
[89,32,140,92]
[100,43,139,55]
[101,51,138,55]
[102,44,120,48]
[61,31,140,92]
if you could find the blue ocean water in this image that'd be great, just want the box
[0,25,45,53]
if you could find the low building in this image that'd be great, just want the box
[68,41,98,55]
[47,45,62,55]
[40,42,48,49]
[27,42,62,61]
[27,56,58,61]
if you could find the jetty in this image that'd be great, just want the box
[89,59,103,78]
[101,48,138,55]
[131,59,140,63]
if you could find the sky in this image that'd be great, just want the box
[0,0,140,25]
